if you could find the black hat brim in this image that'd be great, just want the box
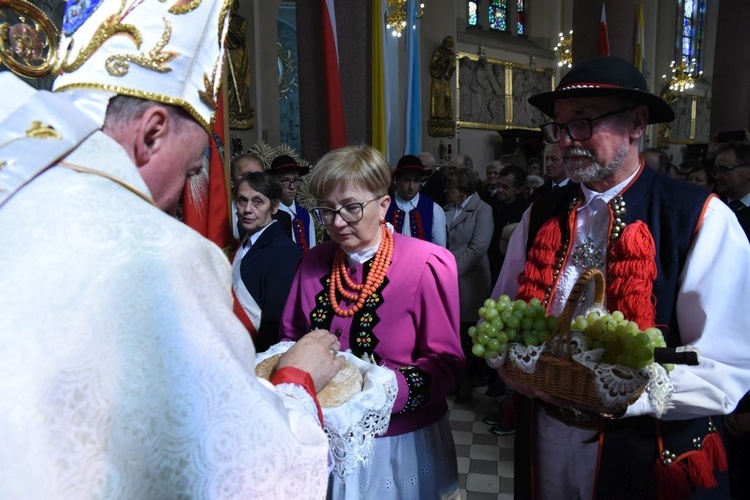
[528,87,675,125]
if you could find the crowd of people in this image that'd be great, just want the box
[1,0,749,497]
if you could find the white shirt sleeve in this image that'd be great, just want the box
[628,197,750,419]
[432,203,447,247]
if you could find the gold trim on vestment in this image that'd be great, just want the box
[58,160,157,207]
[53,82,211,133]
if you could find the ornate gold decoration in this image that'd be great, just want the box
[58,2,142,74]
[554,30,573,69]
[54,81,211,132]
[277,42,296,99]
[25,121,62,140]
[0,0,59,78]
[105,18,177,76]
[662,58,702,93]
[159,0,203,15]
[385,0,425,38]
[198,64,218,111]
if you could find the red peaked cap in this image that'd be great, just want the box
[528,56,675,124]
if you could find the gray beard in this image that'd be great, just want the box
[564,144,629,184]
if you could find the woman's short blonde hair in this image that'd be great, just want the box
[309,145,391,200]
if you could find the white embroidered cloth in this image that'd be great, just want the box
[488,330,673,417]
[256,342,398,478]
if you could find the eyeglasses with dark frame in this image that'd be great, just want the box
[279,177,302,187]
[540,106,638,144]
[311,197,383,225]
[712,162,750,175]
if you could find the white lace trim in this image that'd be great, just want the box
[257,343,398,478]
[488,330,673,416]
[273,383,322,427]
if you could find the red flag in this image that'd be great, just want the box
[598,4,610,56]
[182,89,233,254]
[181,88,257,337]
[321,0,347,149]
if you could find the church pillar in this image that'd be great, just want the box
[710,0,750,135]
[571,0,638,65]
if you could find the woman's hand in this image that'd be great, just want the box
[277,329,345,392]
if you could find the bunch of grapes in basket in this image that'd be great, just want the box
[571,311,669,370]
[468,296,558,360]
[469,296,669,370]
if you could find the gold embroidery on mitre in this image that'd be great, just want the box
[26,121,62,140]
[198,64,218,110]
[105,18,177,76]
[158,0,203,15]
[59,3,143,74]
[53,81,211,132]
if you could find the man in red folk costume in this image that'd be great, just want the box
[493,56,750,499]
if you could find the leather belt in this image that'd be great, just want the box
[540,402,602,431]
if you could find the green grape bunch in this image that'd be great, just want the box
[468,296,559,361]
[469,296,670,371]
[571,310,669,370]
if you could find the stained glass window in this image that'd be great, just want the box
[517,0,525,35]
[677,0,706,71]
[489,0,507,32]
[468,1,477,26]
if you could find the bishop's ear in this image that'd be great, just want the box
[133,106,171,166]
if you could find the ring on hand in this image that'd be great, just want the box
[329,346,338,359]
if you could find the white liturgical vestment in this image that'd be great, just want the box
[0,76,328,499]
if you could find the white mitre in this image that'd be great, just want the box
[53,0,232,132]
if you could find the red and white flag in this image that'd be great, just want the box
[598,4,610,56]
[321,0,346,150]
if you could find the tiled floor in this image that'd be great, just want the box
[448,388,515,500]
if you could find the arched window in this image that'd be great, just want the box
[489,0,508,32]
[517,0,525,35]
[676,0,706,71]
[468,0,478,26]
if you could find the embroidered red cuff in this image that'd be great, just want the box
[271,367,324,426]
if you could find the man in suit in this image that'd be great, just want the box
[419,151,447,206]
[713,141,750,241]
[530,143,570,202]
[488,164,529,284]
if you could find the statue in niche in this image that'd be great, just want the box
[226,0,255,129]
[427,36,456,137]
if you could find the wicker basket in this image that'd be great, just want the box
[505,268,645,411]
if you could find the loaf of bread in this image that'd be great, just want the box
[255,353,363,407]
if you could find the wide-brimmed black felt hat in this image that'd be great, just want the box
[528,56,675,124]
[392,154,426,177]
[268,154,310,176]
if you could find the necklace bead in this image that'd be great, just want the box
[329,226,394,317]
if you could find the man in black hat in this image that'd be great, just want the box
[385,154,446,246]
[268,154,316,252]
[491,56,750,499]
